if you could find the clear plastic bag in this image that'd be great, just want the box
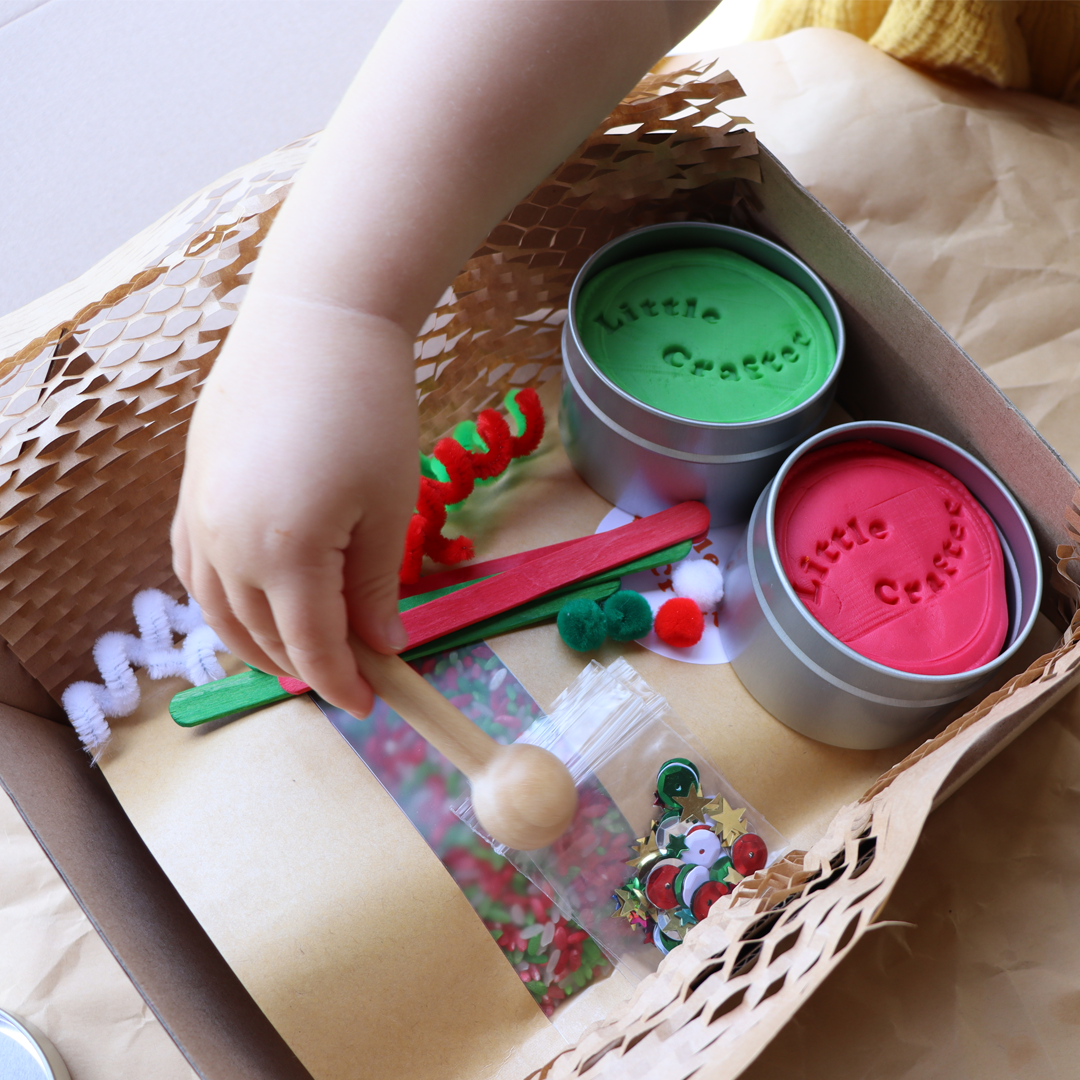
[454,658,788,982]
[315,643,614,1015]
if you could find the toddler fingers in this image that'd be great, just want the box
[220,578,304,680]
[171,512,193,594]
[265,584,374,718]
[190,562,290,679]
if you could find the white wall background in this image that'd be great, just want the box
[0,0,756,320]
[0,0,398,316]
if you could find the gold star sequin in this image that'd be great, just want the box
[706,798,748,845]
[673,788,713,822]
[614,888,646,921]
[626,830,660,870]
[723,864,744,886]
[659,912,690,937]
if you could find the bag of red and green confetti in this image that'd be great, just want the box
[453,658,789,982]
[315,643,610,1015]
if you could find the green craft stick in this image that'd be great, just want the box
[170,537,692,726]
[400,579,620,661]
[170,666,290,727]
[399,538,691,660]
[573,538,690,588]
[397,538,687,622]
[398,575,494,612]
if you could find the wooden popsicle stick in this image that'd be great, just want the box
[401,501,709,650]
[170,667,291,727]
[168,536,691,727]
[167,581,617,728]
[399,504,705,599]
[399,575,494,612]
[401,579,620,661]
[398,536,587,598]
[348,637,498,776]
[400,538,691,660]
[349,637,577,850]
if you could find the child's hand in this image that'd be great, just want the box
[172,0,716,716]
[173,291,417,718]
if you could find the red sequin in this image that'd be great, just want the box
[731,833,768,875]
[645,864,680,910]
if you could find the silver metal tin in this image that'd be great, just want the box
[0,1010,71,1080]
[560,222,846,525]
[719,422,1043,749]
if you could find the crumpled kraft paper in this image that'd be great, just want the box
[0,788,197,1080]
[95,376,1059,1080]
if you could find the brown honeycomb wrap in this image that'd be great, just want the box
[0,63,755,698]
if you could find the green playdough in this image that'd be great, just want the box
[577,248,836,423]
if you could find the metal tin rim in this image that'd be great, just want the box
[565,221,847,435]
[0,1009,70,1080]
[560,350,832,464]
[761,420,1043,686]
[744,543,974,708]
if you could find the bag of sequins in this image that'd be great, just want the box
[453,657,788,982]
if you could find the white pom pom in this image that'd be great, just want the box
[672,559,725,612]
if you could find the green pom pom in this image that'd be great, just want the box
[603,590,653,641]
[557,598,607,652]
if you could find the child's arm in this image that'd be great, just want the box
[173,0,717,717]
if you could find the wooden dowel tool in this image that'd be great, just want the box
[349,637,577,850]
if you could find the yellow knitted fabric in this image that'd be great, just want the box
[750,0,1080,102]
[1017,1,1080,101]
[750,0,893,41]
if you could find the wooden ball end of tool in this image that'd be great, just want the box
[350,636,577,850]
[470,742,578,851]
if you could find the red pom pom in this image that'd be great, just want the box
[654,597,704,648]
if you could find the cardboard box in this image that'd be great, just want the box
[1,67,1078,1079]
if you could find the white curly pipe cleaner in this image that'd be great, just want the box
[62,589,228,758]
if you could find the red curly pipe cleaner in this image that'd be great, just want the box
[399,388,545,585]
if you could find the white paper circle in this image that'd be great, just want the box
[595,507,745,665]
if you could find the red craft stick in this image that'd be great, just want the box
[401,502,710,650]
[399,535,591,598]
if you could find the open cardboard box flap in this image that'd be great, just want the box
[2,62,1079,1080]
